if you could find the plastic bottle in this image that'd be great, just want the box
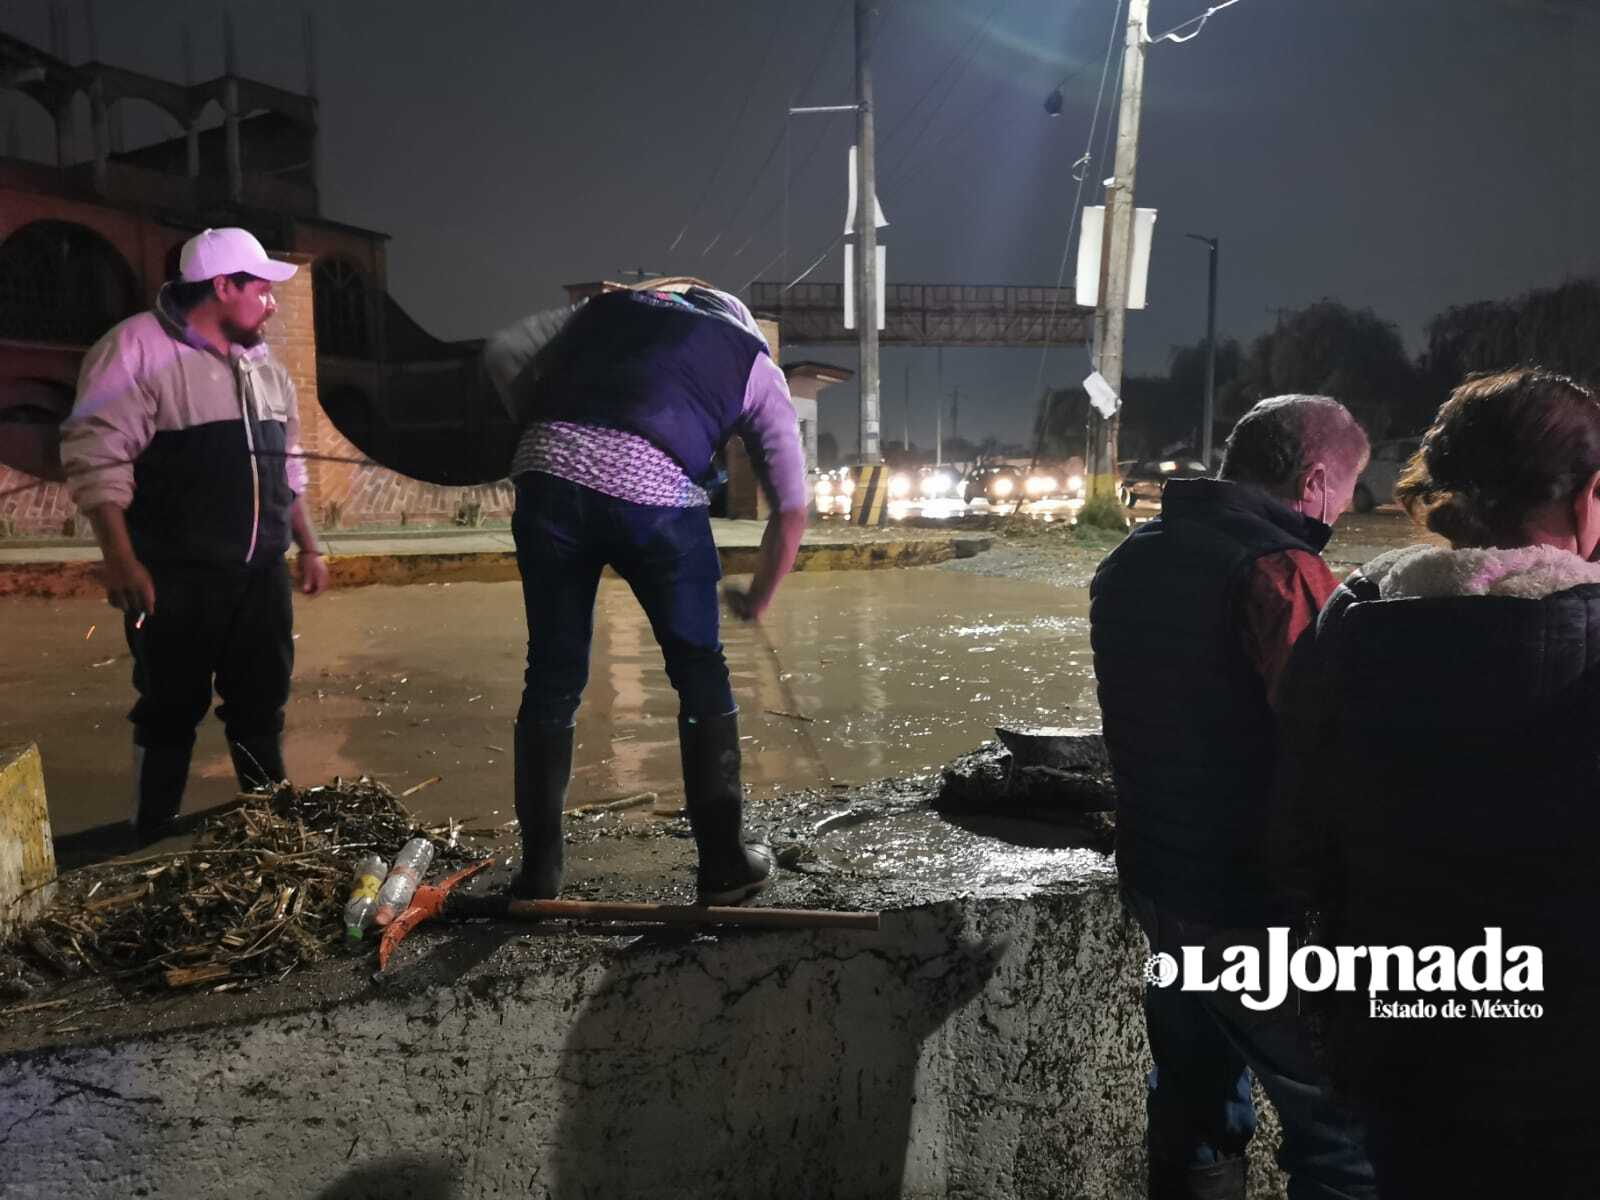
[373,838,435,927]
[342,854,389,941]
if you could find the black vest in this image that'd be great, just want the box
[1283,571,1600,1113]
[1090,478,1329,924]
[527,290,764,483]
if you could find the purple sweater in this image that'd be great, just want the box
[490,294,808,512]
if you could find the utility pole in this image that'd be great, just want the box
[1091,0,1150,496]
[854,0,881,465]
[1185,233,1219,467]
[935,346,944,466]
[903,362,911,454]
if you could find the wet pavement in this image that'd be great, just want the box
[0,568,1097,837]
[0,508,1430,840]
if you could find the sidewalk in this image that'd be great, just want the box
[0,520,992,599]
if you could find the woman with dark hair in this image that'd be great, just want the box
[1277,367,1600,1197]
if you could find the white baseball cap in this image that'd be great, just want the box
[178,227,298,284]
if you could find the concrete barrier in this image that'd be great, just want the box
[1,751,1292,1199]
[1,887,1151,1198]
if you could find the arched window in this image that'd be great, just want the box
[312,258,371,359]
[0,222,139,345]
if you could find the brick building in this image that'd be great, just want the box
[0,28,512,537]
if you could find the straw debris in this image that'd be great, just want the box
[13,778,487,992]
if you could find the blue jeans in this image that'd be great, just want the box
[511,472,734,729]
[1125,890,1376,1200]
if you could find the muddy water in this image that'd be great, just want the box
[0,570,1097,835]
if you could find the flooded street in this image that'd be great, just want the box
[0,568,1096,835]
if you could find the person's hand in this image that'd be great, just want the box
[722,584,768,623]
[298,551,331,597]
[103,551,155,617]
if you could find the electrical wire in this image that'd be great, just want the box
[880,0,1010,178]
[666,1,788,254]
[1147,0,1245,45]
[699,0,854,258]
[737,0,1010,290]
[1031,0,1125,394]
[1002,0,1128,525]
[0,448,387,506]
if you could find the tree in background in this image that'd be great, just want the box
[1234,300,1421,438]
[1422,280,1600,410]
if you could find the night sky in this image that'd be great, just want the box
[3,0,1596,452]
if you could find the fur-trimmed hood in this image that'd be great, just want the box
[1357,542,1600,601]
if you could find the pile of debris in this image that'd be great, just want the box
[12,779,489,993]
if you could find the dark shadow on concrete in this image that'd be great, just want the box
[551,906,1007,1199]
[311,1154,461,1200]
[372,920,525,1000]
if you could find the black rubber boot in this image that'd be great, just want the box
[228,734,287,793]
[510,722,574,899]
[1150,1157,1247,1200]
[132,740,192,843]
[678,712,774,906]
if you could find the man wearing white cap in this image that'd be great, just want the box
[60,227,331,840]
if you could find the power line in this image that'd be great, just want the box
[740,0,1014,292]
[0,448,384,506]
[666,2,787,253]
[736,0,1007,286]
[883,0,1013,181]
[1033,0,1127,398]
[698,0,853,257]
[1147,0,1245,45]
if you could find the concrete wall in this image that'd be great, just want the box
[0,883,1293,1200]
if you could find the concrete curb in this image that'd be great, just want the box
[0,537,993,599]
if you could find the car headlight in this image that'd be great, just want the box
[815,478,834,499]
[840,477,856,496]
[920,472,952,497]
[1025,475,1057,497]
[991,476,1015,498]
[888,472,912,499]
[1066,474,1084,494]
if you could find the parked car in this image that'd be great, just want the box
[1118,457,1209,508]
[1353,437,1422,512]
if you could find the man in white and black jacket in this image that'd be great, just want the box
[60,227,331,840]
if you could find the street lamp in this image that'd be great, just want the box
[1183,233,1219,468]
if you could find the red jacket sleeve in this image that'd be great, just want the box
[1238,549,1339,709]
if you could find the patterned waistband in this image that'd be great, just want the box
[510,420,709,508]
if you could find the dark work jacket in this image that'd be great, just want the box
[1090,478,1331,925]
[1277,566,1600,1118]
[517,290,764,484]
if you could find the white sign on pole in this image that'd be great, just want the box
[875,244,885,332]
[844,243,855,330]
[844,145,889,234]
[1084,370,1122,418]
[842,242,887,331]
[1074,206,1159,309]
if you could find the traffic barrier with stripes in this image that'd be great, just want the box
[850,464,890,527]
